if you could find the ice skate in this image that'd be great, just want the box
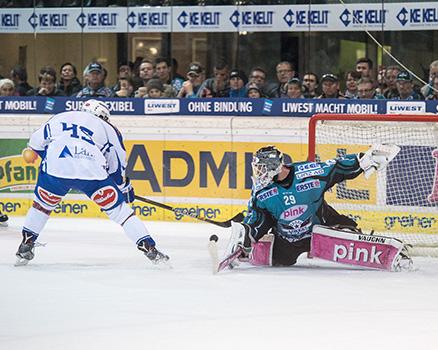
[137,237,169,265]
[392,244,414,272]
[15,231,38,267]
[0,213,8,227]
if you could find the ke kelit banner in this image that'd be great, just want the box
[1,3,438,33]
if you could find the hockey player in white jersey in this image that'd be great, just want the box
[15,99,169,266]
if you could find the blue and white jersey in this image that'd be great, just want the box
[244,155,362,243]
[29,111,126,183]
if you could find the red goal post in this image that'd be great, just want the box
[307,114,438,256]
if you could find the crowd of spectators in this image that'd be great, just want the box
[1,57,437,101]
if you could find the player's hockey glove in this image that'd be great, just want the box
[119,177,135,203]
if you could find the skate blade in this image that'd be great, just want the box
[14,257,30,267]
[153,256,172,269]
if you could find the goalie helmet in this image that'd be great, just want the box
[251,146,284,191]
[81,99,110,121]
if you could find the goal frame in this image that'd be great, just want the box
[308,114,438,161]
[307,113,438,255]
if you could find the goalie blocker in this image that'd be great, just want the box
[310,225,412,272]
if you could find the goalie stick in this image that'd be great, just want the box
[134,195,244,228]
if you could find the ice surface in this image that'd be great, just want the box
[1,217,437,350]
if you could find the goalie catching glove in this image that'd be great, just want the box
[222,222,252,268]
[359,144,400,179]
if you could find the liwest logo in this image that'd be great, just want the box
[397,7,438,26]
[144,99,180,114]
[283,9,328,27]
[386,101,426,114]
[280,205,307,220]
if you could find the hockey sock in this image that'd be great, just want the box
[22,204,51,237]
[121,215,152,245]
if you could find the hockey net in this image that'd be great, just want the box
[308,114,438,257]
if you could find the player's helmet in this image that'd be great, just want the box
[81,99,110,121]
[251,146,284,191]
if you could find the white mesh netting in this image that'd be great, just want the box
[311,115,438,256]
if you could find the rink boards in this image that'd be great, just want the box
[0,114,436,236]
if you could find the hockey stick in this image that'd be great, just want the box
[134,195,244,228]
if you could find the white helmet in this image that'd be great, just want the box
[81,99,110,121]
[251,146,284,191]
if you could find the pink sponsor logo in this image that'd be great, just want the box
[333,242,382,265]
[91,186,118,210]
[280,205,307,221]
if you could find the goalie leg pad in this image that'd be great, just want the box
[249,235,274,266]
[310,225,408,272]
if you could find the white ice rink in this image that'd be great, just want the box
[1,217,437,350]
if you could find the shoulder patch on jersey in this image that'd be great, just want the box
[295,168,324,179]
[296,162,321,173]
[91,186,118,210]
[296,179,321,192]
[37,187,62,206]
[256,187,279,202]
[280,204,308,221]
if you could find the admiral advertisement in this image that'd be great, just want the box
[1,3,438,33]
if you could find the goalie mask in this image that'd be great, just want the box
[81,99,110,121]
[251,146,284,191]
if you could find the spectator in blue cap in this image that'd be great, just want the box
[76,62,113,98]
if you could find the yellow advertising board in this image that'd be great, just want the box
[0,138,437,236]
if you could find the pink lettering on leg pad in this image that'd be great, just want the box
[310,225,403,271]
